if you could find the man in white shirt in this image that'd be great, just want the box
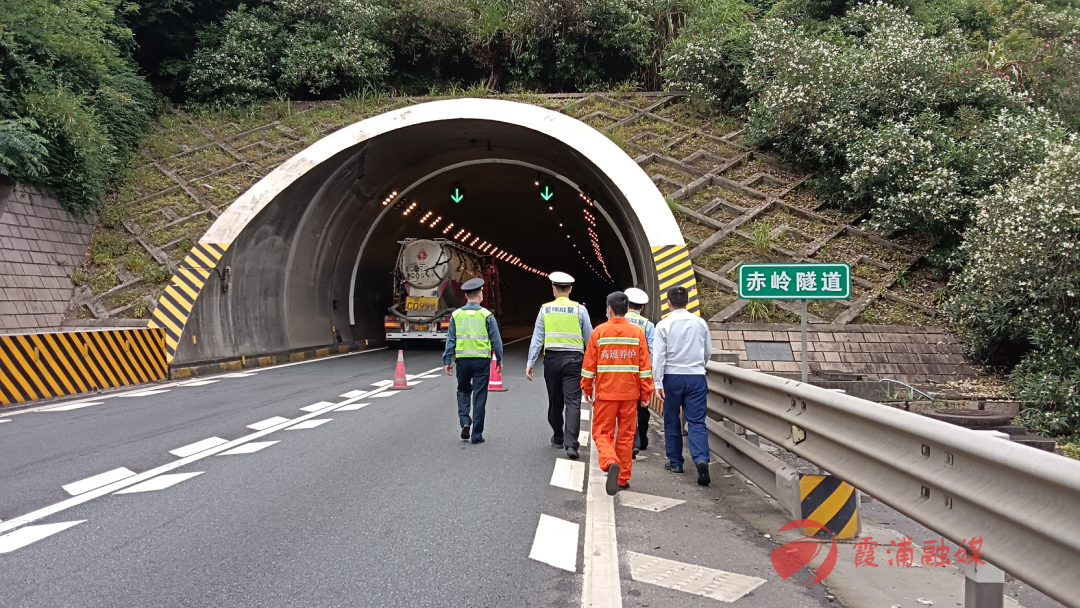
[653,286,713,486]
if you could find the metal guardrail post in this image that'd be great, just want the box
[966,561,1004,608]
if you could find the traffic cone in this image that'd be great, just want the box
[488,358,507,392]
[391,350,412,390]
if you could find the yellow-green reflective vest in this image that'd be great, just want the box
[541,297,584,352]
[626,310,649,331]
[452,307,492,358]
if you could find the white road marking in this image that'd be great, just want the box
[340,390,366,398]
[581,409,591,421]
[578,430,590,446]
[287,419,332,430]
[550,458,586,492]
[0,385,389,536]
[300,401,335,412]
[120,389,171,398]
[43,402,104,411]
[62,468,136,496]
[0,419,9,423]
[371,380,393,387]
[626,551,766,602]
[369,392,397,398]
[220,441,278,455]
[247,416,291,431]
[582,423,621,608]
[618,491,686,512]
[407,380,422,386]
[0,521,84,554]
[115,472,204,494]
[528,514,579,572]
[219,372,258,378]
[178,380,219,387]
[334,402,369,411]
[169,437,229,458]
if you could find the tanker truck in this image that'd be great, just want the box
[384,239,501,342]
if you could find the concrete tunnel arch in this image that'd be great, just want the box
[148,99,700,364]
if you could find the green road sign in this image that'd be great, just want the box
[737,263,851,300]
[540,185,553,201]
[450,186,464,203]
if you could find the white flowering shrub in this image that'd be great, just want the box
[741,2,1066,243]
[187,0,391,104]
[949,140,1080,437]
[661,33,752,111]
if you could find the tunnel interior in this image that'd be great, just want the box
[176,107,674,365]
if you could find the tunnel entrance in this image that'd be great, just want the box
[152,99,696,365]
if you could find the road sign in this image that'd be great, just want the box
[737,263,851,300]
[450,184,464,203]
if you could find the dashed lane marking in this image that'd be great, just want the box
[618,491,685,512]
[626,551,766,602]
[300,401,335,412]
[578,430,589,446]
[287,419,332,430]
[219,441,278,455]
[550,458,586,492]
[114,472,204,494]
[528,514,579,572]
[120,390,171,398]
[0,521,85,554]
[340,390,366,398]
[247,416,291,431]
[41,402,103,412]
[169,437,229,458]
[0,385,391,538]
[0,419,9,423]
[582,406,622,608]
[581,409,591,421]
[63,468,136,496]
[369,392,397,398]
[371,380,392,387]
[334,403,369,411]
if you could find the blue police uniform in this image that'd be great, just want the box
[443,278,503,444]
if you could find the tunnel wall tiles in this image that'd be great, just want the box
[709,323,979,384]
[0,328,167,405]
[147,243,229,362]
[0,186,95,333]
[652,244,700,317]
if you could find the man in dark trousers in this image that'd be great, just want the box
[624,287,656,458]
[443,278,503,444]
[526,272,594,460]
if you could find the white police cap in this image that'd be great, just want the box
[461,278,485,293]
[549,271,575,286]
[625,287,649,305]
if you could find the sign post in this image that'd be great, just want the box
[736,263,852,384]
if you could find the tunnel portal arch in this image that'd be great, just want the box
[148,99,700,364]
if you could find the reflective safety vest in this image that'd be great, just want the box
[625,310,649,331]
[452,307,492,358]
[541,297,585,352]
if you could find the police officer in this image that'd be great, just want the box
[624,287,656,458]
[526,272,593,460]
[444,278,504,444]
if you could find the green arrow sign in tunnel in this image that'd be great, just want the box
[148,99,699,365]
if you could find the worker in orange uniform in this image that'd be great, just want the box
[581,291,654,496]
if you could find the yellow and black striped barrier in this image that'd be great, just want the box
[0,328,167,406]
[799,474,859,539]
[652,244,700,317]
[148,242,229,363]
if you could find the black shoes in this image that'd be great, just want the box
[472,437,485,444]
[566,447,579,460]
[665,462,684,473]
[461,425,470,440]
[696,461,711,486]
[618,482,630,491]
[632,448,639,459]
[551,436,564,448]
[606,463,621,496]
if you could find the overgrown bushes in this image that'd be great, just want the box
[0,0,156,215]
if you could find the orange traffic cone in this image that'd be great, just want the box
[391,350,412,390]
[488,358,507,392]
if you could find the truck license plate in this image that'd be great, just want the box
[405,297,438,312]
[412,324,429,331]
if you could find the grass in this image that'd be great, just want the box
[857,298,940,326]
[698,284,737,320]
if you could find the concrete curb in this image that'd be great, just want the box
[169,343,369,379]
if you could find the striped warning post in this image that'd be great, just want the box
[652,245,700,318]
[148,243,229,363]
[799,474,859,539]
[0,329,168,405]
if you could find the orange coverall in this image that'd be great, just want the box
[580,317,654,486]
